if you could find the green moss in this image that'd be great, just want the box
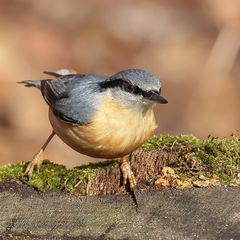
[143,134,200,151]
[0,160,117,193]
[0,162,25,181]
[0,134,239,192]
[143,134,240,184]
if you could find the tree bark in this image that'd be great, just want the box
[74,148,171,195]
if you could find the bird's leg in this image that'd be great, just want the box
[119,156,138,208]
[24,131,55,178]
[119,156,137,191]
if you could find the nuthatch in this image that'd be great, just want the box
[20,69,168,195]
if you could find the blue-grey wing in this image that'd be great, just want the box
[41,75,105,125]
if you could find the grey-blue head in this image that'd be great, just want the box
[99,69,168,108]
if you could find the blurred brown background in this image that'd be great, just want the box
[0,0,239,167]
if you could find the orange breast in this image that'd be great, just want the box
[49,92,157,159]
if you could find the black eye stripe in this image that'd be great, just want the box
[99,78,159,98]
[142,91,153,98]
[122,81,144,96]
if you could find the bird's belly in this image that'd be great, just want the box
[49,103,157,159]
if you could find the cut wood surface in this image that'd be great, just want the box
[0,182,240,239]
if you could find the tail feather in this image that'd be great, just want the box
[18,80,41,89]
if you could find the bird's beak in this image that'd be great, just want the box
[148,91,168,104]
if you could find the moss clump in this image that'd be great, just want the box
[143,134,200,151]
[0,162,26,181]
[0,134,239,193]
[0,160,117,193]
[143,134,240,184]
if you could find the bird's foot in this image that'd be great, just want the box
[119,157,138,209]
[24,149,44,179]
[119,158,137,191]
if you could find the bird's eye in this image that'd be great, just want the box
[122,81,134,93]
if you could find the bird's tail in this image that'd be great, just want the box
[18,80,41,89]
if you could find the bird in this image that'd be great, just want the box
[19,68,168,195]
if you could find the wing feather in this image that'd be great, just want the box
[40,75,104,125]
[41,80,69,107]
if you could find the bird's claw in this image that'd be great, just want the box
[120,159,137,191]
[24,149,44,179]
[119,158,138,209]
